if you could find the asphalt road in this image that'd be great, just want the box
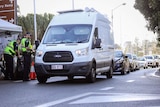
[0,68,160,107]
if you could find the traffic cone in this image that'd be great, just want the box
[29,61,36,80]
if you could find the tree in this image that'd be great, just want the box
[133,37,140,55]
[114,44,122,50]
[17,13,54,43]
[134,0,160,43]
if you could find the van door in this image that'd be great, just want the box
[92,27,107,71]
[95,20,113,72]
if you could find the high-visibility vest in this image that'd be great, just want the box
[4,41,16,56]
[21,38,32,52]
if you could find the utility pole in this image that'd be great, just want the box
[111,3,126,46]
[33,0,37,41]
[72,0,74,10]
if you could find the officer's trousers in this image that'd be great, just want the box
[23,52,31,81]
[4,54,14,79]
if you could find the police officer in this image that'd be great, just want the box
[3,39,20,80]
[21,32,32,81]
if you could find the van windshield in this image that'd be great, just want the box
[43,24,92,44]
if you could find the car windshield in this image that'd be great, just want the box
[138,57,145,61]
[133,55,137,60]
[114,51,123,58]
[145,56,153,59]
[154,55,159,59]
[43,24,92,44]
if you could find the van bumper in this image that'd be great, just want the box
[34,61,92,77]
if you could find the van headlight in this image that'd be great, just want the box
[36,50,43,57]
[75,47,88,56]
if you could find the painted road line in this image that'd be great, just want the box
[69,93,160,104]
[34,92,93,107]
[140,76,146,78]
[152,70,160,78]
[13,80,23,83]
[126,80,135,82]
[35,92,160,106]
[100,87,114,91]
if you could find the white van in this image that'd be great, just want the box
[35,8,114,83]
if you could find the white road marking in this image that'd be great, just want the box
[13,80,23,83]
[69,93,160,104]
[100,87,114,91]
[140,76,146,78]
[152,71,160,78]
[34,92,93,107]
[126,80,135,82]
[35,92,160,107]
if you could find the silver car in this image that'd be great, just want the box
[126,53,138,71]
[137,57,148,69]
[144,55,156,68]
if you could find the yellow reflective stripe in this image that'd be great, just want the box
[4,46,15,56]
[7,45,14,49]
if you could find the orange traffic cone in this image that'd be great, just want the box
[29,61,36,80]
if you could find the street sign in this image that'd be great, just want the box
[0,0,16,24]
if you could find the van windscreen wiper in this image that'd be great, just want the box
[77,39,88,43]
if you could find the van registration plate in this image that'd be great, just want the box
[51,65,63,70]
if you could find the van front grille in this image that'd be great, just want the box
[43,51,73,62]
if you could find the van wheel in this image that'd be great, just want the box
[106,64,113,78]
[37,76,47,83]
[86,65,96,83]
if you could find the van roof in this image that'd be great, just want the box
[58,9,83,14]
[57,8,98,14]
[49,8,110,25]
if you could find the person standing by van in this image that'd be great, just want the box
[3,39,20,80]
[21,32,32,81]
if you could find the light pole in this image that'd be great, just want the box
[72,0,74,10]
[33,0,37,41]
[111,3,126,45]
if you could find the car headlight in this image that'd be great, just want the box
[36,50,43,57]
[75,47,89,56]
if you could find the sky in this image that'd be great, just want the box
[17,0,157,46]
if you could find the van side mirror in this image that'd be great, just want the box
[94,28,98,37]
[95,38,101,48]
[35,40,40,49]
